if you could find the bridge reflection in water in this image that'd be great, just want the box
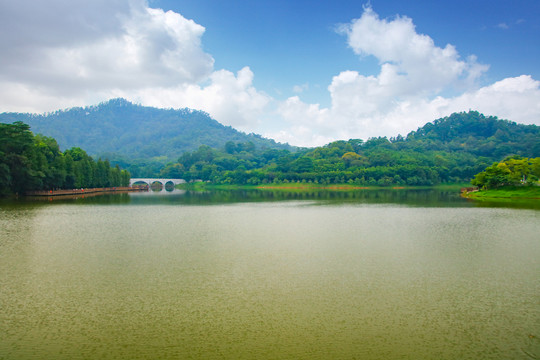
[129,178,186,191]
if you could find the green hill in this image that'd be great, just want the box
[0,98,293,164]
[165,111,540,186]
[406,111,540,158]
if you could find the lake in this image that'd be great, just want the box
[0,189,539,359]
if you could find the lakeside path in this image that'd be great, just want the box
[25,186,147,197]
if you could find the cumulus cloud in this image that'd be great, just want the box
[338,6,488,94]
[443,75,540,121]
[0,0,213,100]
[123,67,271,130]
[276,74,540,147]
[0,0,131,50]
[273,6,540,147]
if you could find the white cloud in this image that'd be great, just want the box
[443,75,540,122]
[276,74,540,147]
[338,6,488,95]
[0,1,213,98]
[124,67,271,130]
[293,83,309,93]
[274,6,540,147]
[0,0,131,50]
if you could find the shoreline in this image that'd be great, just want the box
[178,183,469,192]
[461,186,540,200]
[25,186,147,197]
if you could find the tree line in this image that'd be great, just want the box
[3,111,537,192]
[159,112,539,186]
[471,157,540,189]
[159,139,486,186]
[0,122,130,196]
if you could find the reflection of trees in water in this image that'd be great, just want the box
[16,189,539,209]
[470,198,540,210]
[21,193,134,205]
[166,189,470,207]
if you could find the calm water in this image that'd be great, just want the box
[0,189,539,359]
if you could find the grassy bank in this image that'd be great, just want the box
[463,186,540,200]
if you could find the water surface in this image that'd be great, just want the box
[1,189,539,359]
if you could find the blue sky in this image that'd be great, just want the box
[159,0,540,98]
[1,0,539,146]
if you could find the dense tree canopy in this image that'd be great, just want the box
[0,122,130,196]
[161,112,540,186]
[471,157,540,189]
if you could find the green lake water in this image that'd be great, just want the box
[0,189,539,359]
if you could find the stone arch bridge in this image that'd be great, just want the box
[130,178,186,188]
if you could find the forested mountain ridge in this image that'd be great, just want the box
[1,100,538,182]
[164,111,540,186]
[0,98,293,163]
[405,111,540,158]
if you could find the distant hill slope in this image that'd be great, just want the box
[0,98,293,162]
[164,111,540,185]
[406,111,540,157]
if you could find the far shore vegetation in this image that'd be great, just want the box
[161,112,539,190]
[462,156,540,200]
[0,122,130,196]
[2,110,539,202]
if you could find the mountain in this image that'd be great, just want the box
[0,98,293,163]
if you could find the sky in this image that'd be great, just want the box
[1,0,539,147]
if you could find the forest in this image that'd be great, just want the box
[160,112,540,186]
[0,122,130,196]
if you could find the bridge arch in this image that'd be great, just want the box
[129,178,186,189]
